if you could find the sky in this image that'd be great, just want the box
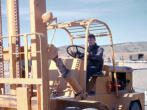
[1,0,147,47]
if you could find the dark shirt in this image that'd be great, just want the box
[87,43,104,68]
[86,43,104,82]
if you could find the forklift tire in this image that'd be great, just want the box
[64,107,81,110]
[129,102,142,110]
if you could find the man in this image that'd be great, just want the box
[87,34,104,83]
[69,34,104,93]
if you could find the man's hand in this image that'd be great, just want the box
[87,52,92,57]
[70,51,76,57]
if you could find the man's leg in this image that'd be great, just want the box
[86,67,98,93]
[86,67,93,83]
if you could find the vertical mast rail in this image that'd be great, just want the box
[14,0,21,78]
[30,1,49,109]
[0,0,4,94]
[7,0,21,94]
[24,35,29,78]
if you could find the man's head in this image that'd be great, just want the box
[88,34,96,46]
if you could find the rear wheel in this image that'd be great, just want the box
[129,102,142,110]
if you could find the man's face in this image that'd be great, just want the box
[88,38,96,46]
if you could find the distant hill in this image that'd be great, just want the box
[103,41,147,53]
[58,41,147,54]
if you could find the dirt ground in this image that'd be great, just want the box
[133,69,147,90]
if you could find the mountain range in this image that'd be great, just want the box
[58,41,147,53]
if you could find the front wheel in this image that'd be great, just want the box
[129,102,142,110]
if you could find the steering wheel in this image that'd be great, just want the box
[67,45,85,59]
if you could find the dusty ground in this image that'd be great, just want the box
[133,69,147,90]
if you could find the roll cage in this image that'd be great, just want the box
[47,18,119,96]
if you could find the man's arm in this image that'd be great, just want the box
[89,47,104,61]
